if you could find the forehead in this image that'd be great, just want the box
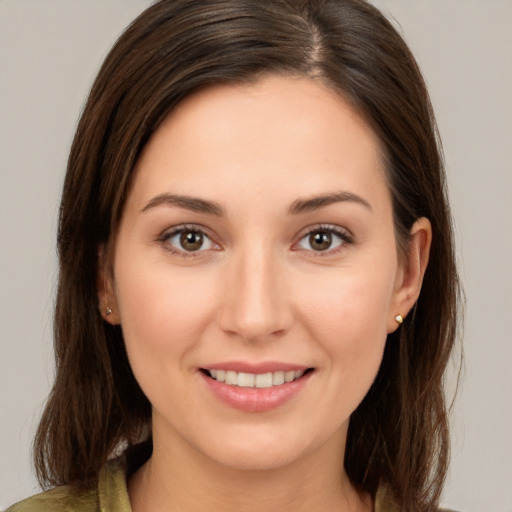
[129,75,389,214]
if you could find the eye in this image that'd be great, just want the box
[296,227,350,253]
[162,227,217,254]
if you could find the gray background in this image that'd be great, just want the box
[1,1,511,510]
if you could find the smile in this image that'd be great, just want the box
[205,369,309,388]
[200,366,314,412]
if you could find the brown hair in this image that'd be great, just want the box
[34,1,461,510]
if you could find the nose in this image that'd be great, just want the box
[217,246,293,342]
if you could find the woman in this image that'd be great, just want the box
[8,0,460,511]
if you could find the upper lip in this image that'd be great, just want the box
[199,361,311,374]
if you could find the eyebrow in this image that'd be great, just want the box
[288,191,372,214]
[141,190,371,217]
[141,193,225,216]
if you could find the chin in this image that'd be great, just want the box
[209,445,305,472]
[194,425,338,473]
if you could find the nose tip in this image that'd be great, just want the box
[223,308,286,342]
[217,252,292,342]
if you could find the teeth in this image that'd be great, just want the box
[237,372,255,387]
[272,371,285,385]
[207,369,307,388]
[255,373,273,388]
[284,370,295,383]
[225,371,237,385]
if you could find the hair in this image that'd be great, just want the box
[34,1,461,510]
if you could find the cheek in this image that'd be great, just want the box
[297,267,393,338]
[292,263,394,381]
[113,260,220,371]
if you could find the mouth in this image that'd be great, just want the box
[199,365,315,412]
[200,368,314,389]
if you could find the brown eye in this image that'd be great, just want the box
[179,231,204,251]
[296,227,348,254]
[163,228,216,254]
[308,231,332,251]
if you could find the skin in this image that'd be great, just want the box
[99,75,431,512]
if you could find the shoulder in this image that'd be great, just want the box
[6,455,132,512]
[5,485,97,512]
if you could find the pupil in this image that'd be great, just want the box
[180,231,203,251]
[310,232,332,251]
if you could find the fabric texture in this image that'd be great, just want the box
[7,457,446,512]
[6,458,130,512]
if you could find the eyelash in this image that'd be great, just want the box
[158,224,219,258]
[157,224,353,258]
[294,224,353,257]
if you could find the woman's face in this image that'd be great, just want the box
[106,75,423,471]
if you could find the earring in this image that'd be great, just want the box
[105,292,112,317]
[394,314,403,325]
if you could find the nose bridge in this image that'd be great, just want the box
[218,242,290,341]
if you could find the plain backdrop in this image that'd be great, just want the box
[1,1,511,510]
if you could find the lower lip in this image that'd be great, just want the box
[201,371,313,413]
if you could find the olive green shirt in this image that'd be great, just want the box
[7,459,450,512]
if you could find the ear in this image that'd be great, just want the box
[387,217,432,333]
[97,245,121,325]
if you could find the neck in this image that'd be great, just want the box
[128,429,371,512]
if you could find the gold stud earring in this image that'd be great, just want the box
[394,314,403,325]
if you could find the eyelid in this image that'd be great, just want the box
[293,224,353,255]
[157,222,352,258]
[158,223,221,257]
